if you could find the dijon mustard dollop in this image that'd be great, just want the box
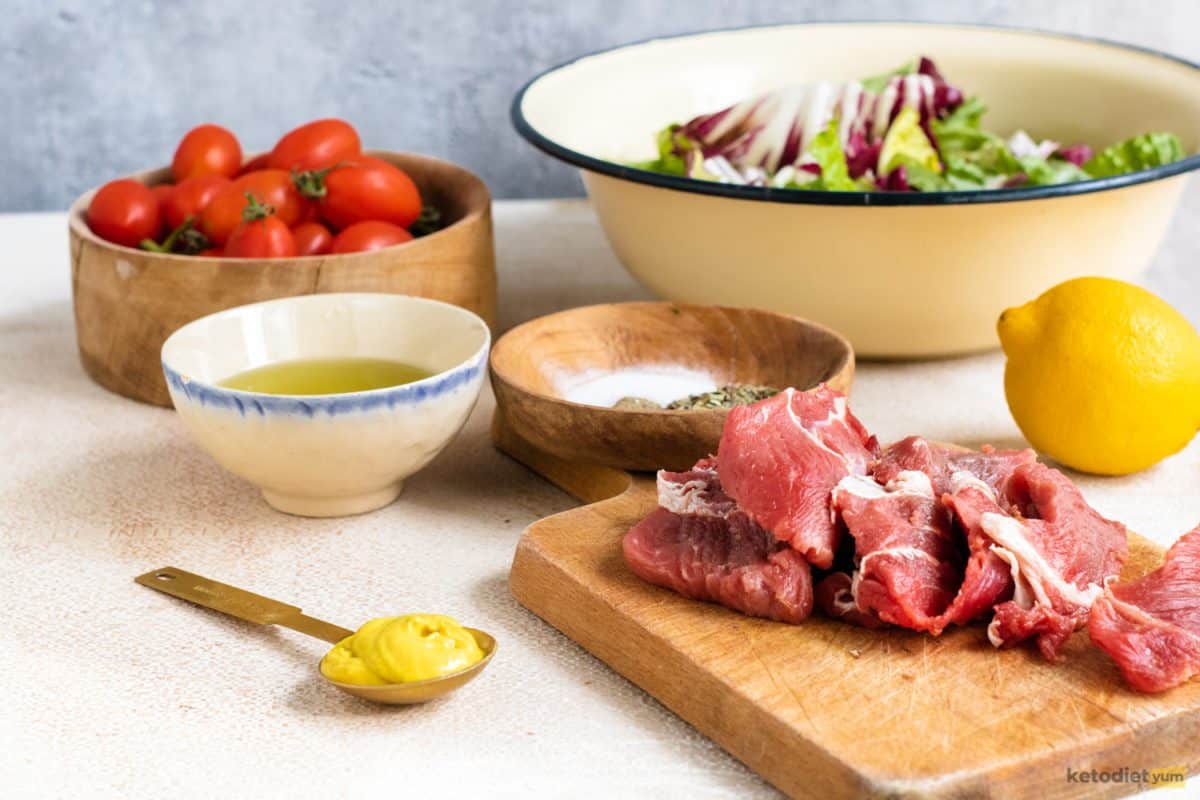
[320,614,484,685]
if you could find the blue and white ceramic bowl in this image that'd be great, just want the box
[161,293,490,517]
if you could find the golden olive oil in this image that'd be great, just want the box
[219,358,433,395]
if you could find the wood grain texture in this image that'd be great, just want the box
[490,302,854,472]
[69,151,496,407]
[502,427,1200,800]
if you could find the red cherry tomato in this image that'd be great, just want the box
[268,119,361,171]
[292,222,333,256]
[196,247,223,257]
[330,220,413,254]
[163,175,229,231]
[151,184,174,209]
[87,179,162,248]
[238,153,270,175]
[172,124,242,182]
[150,184,174,237]
[225,209,297,259]
[199,170,310,245]
[317,157,422,229]
[298,200,322,224]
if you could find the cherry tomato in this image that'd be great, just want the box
[172,124,242,182]
[196,247,223,257]
[199,170,310,245]
[330,220,413,254]
[87,179,162,248]
[225,201,297,259]
[151,184,174,210]
[150,184,174,236]
[268,119,361,171]
[316,157,422,229]
[291,222,333,256]
[298,199,322,224]
[163,175,229,231]
[238,153,270,175]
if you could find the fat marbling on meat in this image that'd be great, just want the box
[873,435,1036,497]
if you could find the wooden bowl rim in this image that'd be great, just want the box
[489,301,855,418]
[66,150,491,263]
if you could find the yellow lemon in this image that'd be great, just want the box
[998,277,1200,475]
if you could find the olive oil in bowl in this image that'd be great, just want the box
[219,358,433,396]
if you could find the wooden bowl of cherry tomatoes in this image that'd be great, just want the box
[68,119,496,407]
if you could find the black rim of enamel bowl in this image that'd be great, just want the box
[511,21,1200,207]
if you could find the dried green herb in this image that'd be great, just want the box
[665,384,780,411]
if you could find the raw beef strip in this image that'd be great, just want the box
[945,465,1127,660]
[949,446,1037,495]
[832,470,961,631]
[623,508,813,624]
[718,386,879,569]
[873,436,1035,496]
[814,571,884,628]
[1089,526,1200,693]
[833,437,1030,634]
[933,474,1016,633]
[872,436,948,489]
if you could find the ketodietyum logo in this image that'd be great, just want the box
[1065,766,1186,788]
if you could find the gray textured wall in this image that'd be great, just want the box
[7,0,1198,211]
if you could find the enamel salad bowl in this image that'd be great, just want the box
[161,293,489,517]
[513,23,1200,357]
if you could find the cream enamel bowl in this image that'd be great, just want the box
[513,23,1200,357]
[161,293,489,517]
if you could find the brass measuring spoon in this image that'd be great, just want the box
[135,566,496,705]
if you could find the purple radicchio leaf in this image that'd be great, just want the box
[845,130,882,179]
[668,57,964,182]
[876,165,912,191]
[918,56,964,117]
[1054,143,1094,166]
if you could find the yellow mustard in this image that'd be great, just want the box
[320,614,484,685]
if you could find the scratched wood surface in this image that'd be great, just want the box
[499,420,1200,800]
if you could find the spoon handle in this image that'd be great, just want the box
[135,566,354,644]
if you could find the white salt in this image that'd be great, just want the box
[554,365,717,408]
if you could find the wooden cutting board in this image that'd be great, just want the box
[498,419,1200,800]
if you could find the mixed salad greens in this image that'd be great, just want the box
[631,57,1186,192]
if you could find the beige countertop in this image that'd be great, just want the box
[2,199,1197,798]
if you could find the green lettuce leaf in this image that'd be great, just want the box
[1018,155,1091,186]
[939,154,993,189]
[930,97,1022,188]
[1084,132,1185,178]
[861,61,915,93]
[629,124,692,176]
[936,96,987,130]
[901,162,951,191]
[931,97,993,164]
[802,119,859,190]
[879,107,942,177]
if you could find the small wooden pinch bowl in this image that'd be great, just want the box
[489,302,854,472]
